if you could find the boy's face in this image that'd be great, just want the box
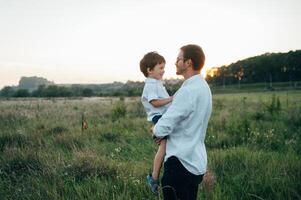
[148,62,165,80]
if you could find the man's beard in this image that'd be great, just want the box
[176,67,186,75]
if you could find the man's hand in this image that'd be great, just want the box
[150,126,154,134]
[152,134,163,145]
[151,124,162,145]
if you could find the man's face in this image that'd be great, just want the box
[175,50,186,75]
[148,62,165,80]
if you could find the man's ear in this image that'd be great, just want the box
[186,59,193,67]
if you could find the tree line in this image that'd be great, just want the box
[0,81,183,98]
[206,50,301,87]
[1,50,300,97]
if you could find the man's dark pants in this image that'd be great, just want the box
[161,156,203,200]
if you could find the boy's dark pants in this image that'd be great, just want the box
[161,156,203,200]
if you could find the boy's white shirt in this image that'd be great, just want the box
[153,74,212,175]
[141,77,170,121]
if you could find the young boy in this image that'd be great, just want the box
[140,52,173,194]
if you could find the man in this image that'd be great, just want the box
[153,44,212,200]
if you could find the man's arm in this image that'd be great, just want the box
[150,96,173,107]
[153,88,192,138]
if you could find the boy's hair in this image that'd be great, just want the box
[180,44,205,71]
[140,52,166,77]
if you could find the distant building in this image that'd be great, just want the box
[18,76,55,92]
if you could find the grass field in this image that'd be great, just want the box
[209,81,301,94]
[0,91,301,199]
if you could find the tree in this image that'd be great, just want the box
[206,50,301,85]
[0,86,15,97]
[13,89,30,97]
[82,88,94,97]
[31,85,46,97]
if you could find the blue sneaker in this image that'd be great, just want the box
[146,174,159,194]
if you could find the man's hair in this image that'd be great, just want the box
[180,44,205,71]
[140,52,165,77]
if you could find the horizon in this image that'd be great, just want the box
[1,0,300,89]
[1,48,299,90]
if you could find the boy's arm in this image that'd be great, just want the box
[150,96,173,107]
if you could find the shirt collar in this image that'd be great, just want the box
[145,77,161,83]
[182,74,202,86]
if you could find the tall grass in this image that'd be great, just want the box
[0,92,300,199]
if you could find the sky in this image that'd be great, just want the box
[0,0,300,88]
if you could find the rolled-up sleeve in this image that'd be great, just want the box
[143,83,158,103]
[153,88,192,137]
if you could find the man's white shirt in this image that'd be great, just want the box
[154,74,212,175]
[141,77,170,121]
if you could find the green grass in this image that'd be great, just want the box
[0,91,300,199]
[210,81,301,94]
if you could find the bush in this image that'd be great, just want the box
[82,88,94,97]
[127,102,146,118]
[0,86,15,97]
[13,89,30,97]
[111,100,126,121]
[265,95,281,115]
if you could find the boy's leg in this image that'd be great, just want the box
[152,139,166,180]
